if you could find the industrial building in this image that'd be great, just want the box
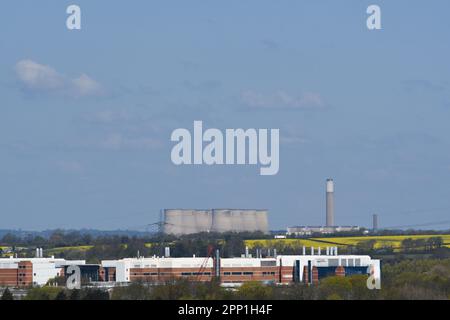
[286,226,361,236]
[0,256,85,287]
[162,209,269,235]
[100,248,380,286]
[0,249,380,288]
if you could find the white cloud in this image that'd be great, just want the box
[99,133,162,150]
[15,60,64,91]
[71,74,103,97]
[15,59,103,97]
[241,90,325,110]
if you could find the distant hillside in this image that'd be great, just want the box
[0,229,151,239]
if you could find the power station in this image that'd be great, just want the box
[161,179,366,237]
[287,178,360,236]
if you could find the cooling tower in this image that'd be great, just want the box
[162,209,269,235]
[163,209,212,235]
[211,209,268,233]
[326,179,335,227]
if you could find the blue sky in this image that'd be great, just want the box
[1,1,450,230]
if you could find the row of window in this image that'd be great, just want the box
[223,272,254,276]
[181,272,211,276]
[222,271,277,276]
[132,272,212,276]
[131,271,277,277]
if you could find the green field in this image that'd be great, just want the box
[245,234,450,251]
[45,245,93,255]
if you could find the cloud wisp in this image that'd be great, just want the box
[240,90,325,110]
[15,59,104,98]
[99,133,162,151]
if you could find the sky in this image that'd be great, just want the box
[1,0,450,231]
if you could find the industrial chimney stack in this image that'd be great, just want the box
[373,214,378,231]
[326,179,335,227]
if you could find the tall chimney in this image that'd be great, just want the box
[326,179,335,227]
[373,214,378,231]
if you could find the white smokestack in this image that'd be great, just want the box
[326,179,335,227]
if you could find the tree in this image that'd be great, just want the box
[318,276,352,300]
[1,288,14,300]
[111,282,152,300]
[81,288,109,300]
[235,282,274,300]
[150,278,192,300]
[24,287,63,300]
[55,290,67,300]
[401,238,414,252]
[68,289,80,300]
[355,240,376,254]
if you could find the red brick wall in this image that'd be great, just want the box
[0,261,33,287]
[0,268,18,286]
[279,266,294,284]
[129,267,214,282]
[220,266,278,283]
[335,266,345,277]
[311,266,319,285]
[17,261,33,287]
[303,266,309,285]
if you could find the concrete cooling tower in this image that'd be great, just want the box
[162,209,212,235]
[162,209,269,235]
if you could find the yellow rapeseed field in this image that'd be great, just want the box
[245,234,450,251]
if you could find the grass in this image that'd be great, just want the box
[245,234,450,251]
